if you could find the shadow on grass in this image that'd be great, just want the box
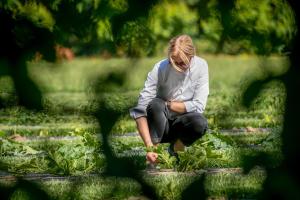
[1,0,300,199]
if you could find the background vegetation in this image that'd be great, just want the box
[1,0,299,199]
[1,0,296,57]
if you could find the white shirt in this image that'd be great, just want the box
[129,56,209,119]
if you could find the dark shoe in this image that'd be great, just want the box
[168,143,180,163]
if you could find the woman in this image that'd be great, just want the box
[129,34,209,166]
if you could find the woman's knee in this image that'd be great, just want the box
[147,98,166,113]
[188,113,208,136]
[175,113,208,146]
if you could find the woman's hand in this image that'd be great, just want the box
[166,101,186,113]
[146,152,158,163]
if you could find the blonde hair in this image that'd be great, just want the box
[168,35,195,71]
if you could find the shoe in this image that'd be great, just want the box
[168,143,177,157]
[168,143,180,163]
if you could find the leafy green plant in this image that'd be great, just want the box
[177,145,207,172]
[156,145,177,169]
[176,132,237,171]
[44,128,104,175]
[46,143,101,175]
[200,132,237,160]
[152,132,236,171]
[0,138,41,156]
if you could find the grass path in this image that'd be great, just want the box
[0,167,266,200]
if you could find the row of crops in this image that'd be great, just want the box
[0,55,287,199]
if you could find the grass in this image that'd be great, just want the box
[205,168,266,199]
[1,168,266,200]
[221,132,270,146]
[0,55,287,136]
[3,177,142,200]
[0,54,287,199]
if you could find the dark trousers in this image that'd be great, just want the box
[146,98,208,146]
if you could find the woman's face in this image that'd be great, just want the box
[172,56,190,72]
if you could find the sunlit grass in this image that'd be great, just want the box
[0,55,287,199]
[1,168,266,200]
[1,55,287,129]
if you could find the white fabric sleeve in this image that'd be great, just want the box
[183,60,209,113]
[129,63,159,119]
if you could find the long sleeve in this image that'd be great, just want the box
[183,60,209,113]
[129,63,159,119]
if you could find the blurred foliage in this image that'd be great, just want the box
[117,19,155,57]
[149,0,198,40]
[188,0,296,54]
[230,0,296,54]
[1,0,296,57]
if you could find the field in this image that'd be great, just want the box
[0,55,288,199]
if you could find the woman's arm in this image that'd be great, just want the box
[167,101,186,114]
[135,117,158,163]
[129,63,159,119]
[135,116,153,147]
[183,60,209,113]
